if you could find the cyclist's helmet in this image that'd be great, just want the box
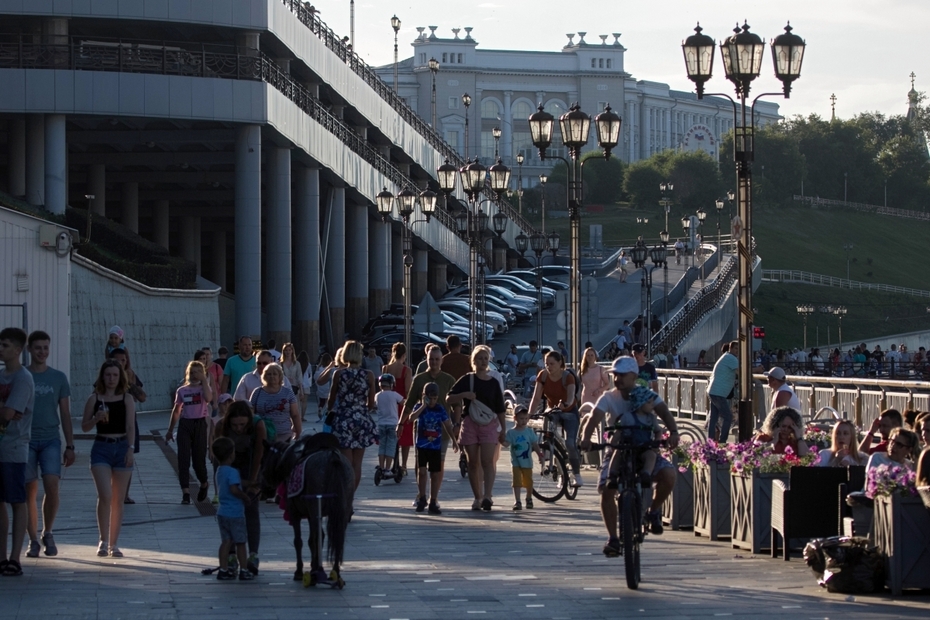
[378,373,396,387]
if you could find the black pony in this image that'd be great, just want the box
[263,433,354,587]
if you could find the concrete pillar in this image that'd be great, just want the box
[43,114,66,215]
[325,186,346,348]
[427,260,447,298]
[121,181,139,232]
[369,219,392,319]
[345,202,369,339]
[294,166,321,359]
[211,231,227,291]
[235,125,262,339]
[303,80,320,98]
[153,199,169,249]
[413,249,429,304]
[331,105,344,120]
[236,32,261,56]
[7,116,25,197]
[355,125,367,140]
[391,230,404,304]
[493,245,508,273]
[25,114,45,207]
[88,164,106,215]
[267,147,292,346]
[180,215,198,265]
[502,91,513,162]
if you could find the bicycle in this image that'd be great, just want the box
[591,425,666,590]
[527,408,579,503]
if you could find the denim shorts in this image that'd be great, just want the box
[0,461,27,504]
[217,515,247,544]
[377,424,398,457]
[90,437,133,471]
[26,437,62,481]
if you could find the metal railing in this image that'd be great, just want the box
[278,0,536,235]
[793,195,930,222]
[761,269,930,298]
[0,36,465,235]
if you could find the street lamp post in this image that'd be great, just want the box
[492,126,502,158]
[376,185,438,358]
[681,216,692,268]
[715,197,725,256]
[429,57,440,129]
[796,304,814,351]
[696,208,707,286]
[833,305,847,348]
[516,153,524,215]
[683,20,806,441]
[391,15,401,92]
[629,244,668,356]
[660,230,670,320]
[529,102,621,367]
[539,174,547,231]
[462,93,472,158]
[659,182,674,231]
[843,242,853,281]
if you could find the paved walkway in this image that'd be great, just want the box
[4,410,928,619]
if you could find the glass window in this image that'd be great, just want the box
[442,53,447,63]
[544,100,567,118]
[444,131,459,150]
[480,131,497,160]
[448,96,459,109]
[458,53,463,64]
[607,59,612,69]
[599,59,604,68]
[481,99,501,119]
[512,100,533,121]
[591,58,596,69]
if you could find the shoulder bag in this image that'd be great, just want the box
[467,374,497,426]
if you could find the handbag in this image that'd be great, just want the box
[467,374,497,426]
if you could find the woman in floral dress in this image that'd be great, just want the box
[329,340,377,491]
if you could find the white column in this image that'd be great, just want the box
[180,215,198,264]
[294,166,320,356]
[235,125,262,339]
[346,202,369,337]
[502,91,513,162]
[44,114,66,215]
[325,186,346,344]
[25,114,45,206]
[369,218,391,318]
[267,147,292,342]
[627,101,635,162]
[121,181,139,232]
[7,116,25,196]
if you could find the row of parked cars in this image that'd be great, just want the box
[362,266,571,364]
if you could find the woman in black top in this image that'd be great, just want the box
[81,360,136,558]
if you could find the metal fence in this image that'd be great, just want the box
[793,195,930,222]
[761,269,930,298]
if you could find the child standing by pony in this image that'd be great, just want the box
[211,437,254,581]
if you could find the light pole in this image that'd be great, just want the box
[529,102,621,367]
[429,57,439,129]
[696,208,707,286]
[630,244,668,356]
[715,197,725,255]
[492,126,502,158]
[797,304,814,351]
[659,182,674,231]
[516,153,524,215]
[833,305,847,348]
[462,93,472,158]
[681,216,692,268]
[843,242,853,281]
[391,15,401,92]
[376,185,438,358]
[683,20,806,441]
[844,172,848,203]
[84,193,95,243]
[539,174,547,231]
[660,230,670,320]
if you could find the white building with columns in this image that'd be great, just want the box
[378,27,781,183]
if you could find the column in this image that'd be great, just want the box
[43,114,66,215]
[643,106,652,157]
[325,186,346,348]
[235,125,262,340]
[211,231,226,291]
[121,182,139,232]
[345,202,369,339]
[294,166,321,358]
[627,101,635,162]
[502,91,513,162]
[413,249,429,304]
[25,114,45,207]
[153,199,169,249]
[369,219,392,318]
[267,147,292,346]
[88,164,106,215]
[180,215,198,264]
[7,116,25,196]
[427,260,447,298]
[391,231,404,304]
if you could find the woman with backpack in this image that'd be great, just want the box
[526,350,583,487]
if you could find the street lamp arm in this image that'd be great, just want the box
[750,92,787,133]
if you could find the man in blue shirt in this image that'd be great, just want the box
[707,341,739,442]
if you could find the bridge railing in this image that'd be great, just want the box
[761,269,930,298]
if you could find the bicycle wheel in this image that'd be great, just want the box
[532,441,567,502]
[557,446,579,500]
[621,489,641,590]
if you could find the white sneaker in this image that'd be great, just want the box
[573,473,585,487]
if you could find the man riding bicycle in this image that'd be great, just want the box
[579,356,680,557]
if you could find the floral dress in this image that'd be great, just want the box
[330,367,377,449]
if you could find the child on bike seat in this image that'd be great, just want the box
[608,385,661,485]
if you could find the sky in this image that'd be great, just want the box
[314,0,929,121]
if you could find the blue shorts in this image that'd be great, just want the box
[0,461,27,504]
[90,437,133,471]
[598,448,672,490]
[26,437,62,481]
[377,424,398,457]
[217,515,247,544]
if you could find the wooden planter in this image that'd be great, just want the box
[693,461,731,540]
[873,493,930,595]
[730,470,788,553]
[662,459,694,530]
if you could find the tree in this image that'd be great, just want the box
[622,159,664,208]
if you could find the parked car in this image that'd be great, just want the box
[444,284,538,314]
[484,275,556,307]
[437,299,513,330]
[503,270,570,290]
[363,332,448,367]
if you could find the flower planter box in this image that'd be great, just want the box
[693,461,731,540]
[873,494,930,595]
[662,460,694,530]
[731,470,788,553]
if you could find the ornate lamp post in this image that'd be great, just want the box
[529,102,621,365]
[796,304,814,352]
[683,20,806,441]
[539,174,548,230]
[492,126,502,158]
[516,153,524,215]
[660,229,670,319]
[659,182,674,231]
[833,305,847,348]
[630,244,668,356]
[681,215,692,269]
[429,57,440,129]
[391,15,401,92]
[696,208,707,286]
[462,93,472,158]
[715,197,725,255]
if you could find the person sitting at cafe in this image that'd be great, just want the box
[814,420,868,467]
[755,406,809,457]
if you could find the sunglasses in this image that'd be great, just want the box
[892,439,912,450]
